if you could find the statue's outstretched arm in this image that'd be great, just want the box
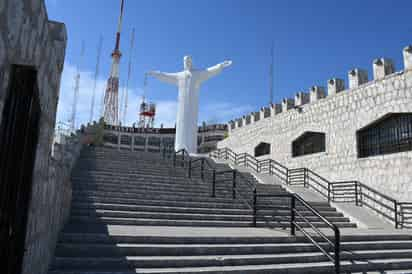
[147,71,179,85]
[200,60,232,82]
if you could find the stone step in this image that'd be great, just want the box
[51,249,412,270]
[71,197,249,210]
[48,258,412,274]
[67,216,355,228]
[72,191,247,204]
[55,241,412,257]
[71,202,345,217]
[57,233,412,245]
[71,182,248,196]
[70,209,350,223]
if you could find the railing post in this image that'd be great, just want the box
[395,200,399,229]
[188,160,192,178]
[235,154,237,165]
[173,153,176,167]
[334,228,341,274]
[328,183,331,203]
[225,149,228,160]
[212,170,216,198]
[359,183,363,207]
[355,181,359,206]
[253,188,257,227]
[291,195,296,236]
[232,170,237,199]
[201,159,204,180]
[286,169,289,185]
[244,154,246,167]
[303,168,307,188]
[269,160,272,175]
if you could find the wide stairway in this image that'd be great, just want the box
[49,147,412,274]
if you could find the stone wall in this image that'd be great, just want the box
[219,46,412,202]
[0,0,68,273]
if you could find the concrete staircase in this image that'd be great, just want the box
[49,147,412,273]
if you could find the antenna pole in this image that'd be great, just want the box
[269,42,274,105]
[90,36,103,123]
[122,28,135,125]
[70,41,85,131]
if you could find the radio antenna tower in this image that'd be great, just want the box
[89,36,103,123]
[269,42,274,105]
[122,28,135,125]
[103,0,125,125]
[70,41,85,131]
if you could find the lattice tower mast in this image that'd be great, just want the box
[103,0,125,125]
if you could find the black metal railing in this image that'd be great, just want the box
[212,147,411,229]
[399,202,412,228]
[254,193,341,274]
[167,148,341,273]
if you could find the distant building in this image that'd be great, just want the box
[102,124,227,153]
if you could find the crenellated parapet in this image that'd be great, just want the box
[229,45,412,131]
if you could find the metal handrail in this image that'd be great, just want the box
[212,147,411,230]
[255,193,341,274]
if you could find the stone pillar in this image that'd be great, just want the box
[117,133,121,150]
[235,119,242,128]
[242,116,247,126]
[145,136,149,152]
[227,121,233,133]
[131,134,135,151]
[373,58,395,80]
[250,113,256,124]
[270,103,282,116]
[310,86,326,102]
[403,45,412,71]
[348,69,368,89]
[328,78,345,95]
[259,107,265,119]
[295,92,310,106]
[282,98,294,112]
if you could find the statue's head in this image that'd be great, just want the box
[184,56,192,70]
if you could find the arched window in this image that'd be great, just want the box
[357,113,412,158]
[255,142,271,157]
[292,132,325,157]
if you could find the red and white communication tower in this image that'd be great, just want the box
[103,0,125,125]
[138,75,156,128]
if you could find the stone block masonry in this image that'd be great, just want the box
[0,0,69,273]
[221,45,412,202]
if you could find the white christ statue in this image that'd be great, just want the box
[147,56,232,154]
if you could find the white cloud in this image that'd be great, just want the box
[56,63,253,129]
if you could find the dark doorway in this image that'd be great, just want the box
[254,142,271,157]
[0,65,41,274]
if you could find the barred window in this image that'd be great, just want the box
[120,135,131,146]
[103,133,118,144]
[292,132,325,157]
[148,137,161,147]
[255,142,271,157]
[204,135,224,143]
[357,113,412,158]
[134,136,146,146]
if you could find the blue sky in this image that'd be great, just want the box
[46,0,412,128]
